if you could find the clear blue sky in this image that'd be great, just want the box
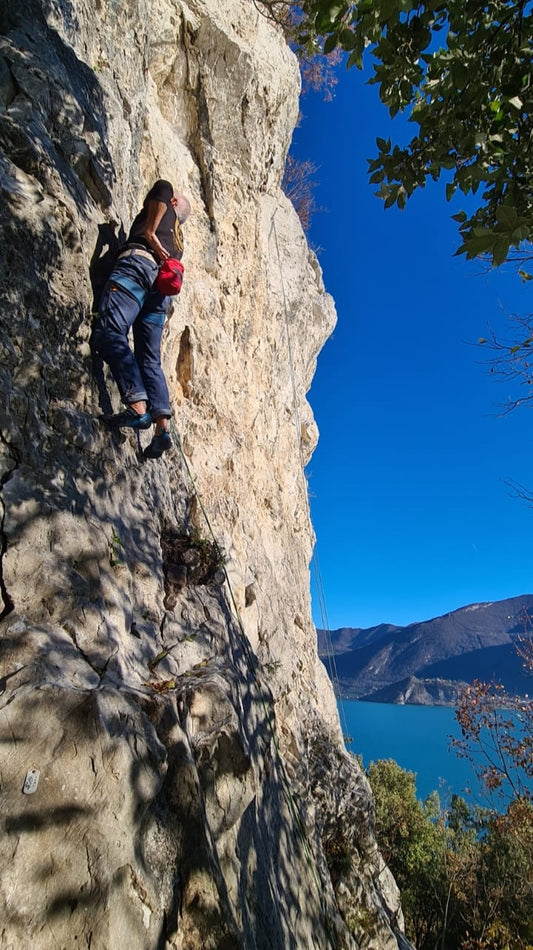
[291,63,533,631]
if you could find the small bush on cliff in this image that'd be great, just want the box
[251,1,341,99]
[251,3,342,232]
[281,156,320,233]
[323,823,353,885]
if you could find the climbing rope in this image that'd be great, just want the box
[269,213,350,743]
[156,213,352,937]
[311,546,351,742]
[168,417,329,918]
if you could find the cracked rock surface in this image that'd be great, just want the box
[0,1,410,947]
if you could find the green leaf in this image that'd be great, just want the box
[315,9,339,33]
[148,649,169,671]
[347,48,363,69]
[323,33,338,54]
[495,205,518,230]
[463,232,496,256]
[339,28,357,50]
[492,236,511,266]
[376,136,391,152]
[512,225,531,243]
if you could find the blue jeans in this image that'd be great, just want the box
[92,251,171,419]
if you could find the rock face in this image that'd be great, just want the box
[0,2,408,947]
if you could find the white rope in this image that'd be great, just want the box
[269,212,351,743]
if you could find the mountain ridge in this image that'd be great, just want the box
[318,594,533,704]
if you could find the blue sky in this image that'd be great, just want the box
[291,63,533,630]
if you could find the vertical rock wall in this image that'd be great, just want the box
[0,1,408,947]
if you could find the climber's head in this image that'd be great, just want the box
[171,193,191,224]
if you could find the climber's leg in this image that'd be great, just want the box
[91,252,159,424]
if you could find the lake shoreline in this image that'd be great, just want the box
[340,699,485,806]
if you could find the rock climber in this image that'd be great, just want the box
[92,179,191,459]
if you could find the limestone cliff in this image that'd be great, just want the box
[0,2,408,947]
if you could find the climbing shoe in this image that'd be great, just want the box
[143,431,172,460]
[107,408,152,430]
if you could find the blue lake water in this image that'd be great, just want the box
[340,700,488,806]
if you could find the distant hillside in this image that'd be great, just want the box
[318,594,533,704]
[360,676,468,706]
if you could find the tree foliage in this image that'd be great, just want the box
[368,621,533,948]
[251,1,343,98]
[367,759,445,948]
[367,758,533,950]
[274,0,533,266]
[453,611,533,801]
[454,678,533,801]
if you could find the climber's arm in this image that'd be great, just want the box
[143,200,169,263]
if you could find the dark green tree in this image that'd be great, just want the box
[366,759,446,948]
[366,758,533,950]
[481,798,533,948]
[266,0,533,266]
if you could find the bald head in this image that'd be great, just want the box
[173,194,191,224]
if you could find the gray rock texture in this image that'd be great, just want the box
[0,1,410,947]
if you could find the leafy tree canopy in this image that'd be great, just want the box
[292,0,533,266]
[367,757,533,949]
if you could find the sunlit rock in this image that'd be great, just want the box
[0,1,409,946]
